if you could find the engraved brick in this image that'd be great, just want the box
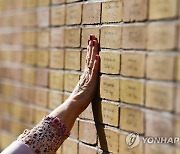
[51,6,65,26]
[176,56,180,81]
[82,3,101,24]
[52,0,65,4]
[66,3,82,25]
[102,1,122,23]
[146,112,173,137]
[176,85,180,114]
[98,128,119,154]
[100,51,120,74]
[38,0,50,6]
[65,49,81,70]
[34,108,49,124]
[123,0,147,22]
[24,31,36,46]
[79,121,97,144]
[65,28,81,47]
[98,101,119,126]
[146,81,175,111]
[149,0,178,20]
[175,118,180,146]
[62,139,78,154]
[146,53,175,81]
[35,88,48,107]
[79,103,94,120]
[120,107,144,134]
[79,143,97,154]
[24,50,36,66]
[100,76,120,101]
[36,50,49,67]
[49,71,64,90]
[119,133,143,154]
[49,90,63,109]
[50,28,64,47]
[71,120,78,139]
[81,27,99,48]
[145,144,174,154]
[23,68,35,84]
[36,69,48,87]
[37,8,49,27]
[101,26,122,49]
[37,30,49,48]
[122,24,147,49]
[49,49,64,69]
[121,79,144,105]
[147,23,177,50]
[121,52,145,78]
[64,73,79,92]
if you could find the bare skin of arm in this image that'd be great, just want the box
[49,35,100,131]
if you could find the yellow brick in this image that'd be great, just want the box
[34,108,49,124]
[81,27,99,48]
[49,71,64,90]
[101,26,122,49]
[36,50,49,67]
[64,73,79,92]
[176,85,180,114]
[82,3,101,24]
[176,56,180,81]
[98,101,119,126]
[65,49,81,70]
[23,31,36,46]
[121,52,145,78]
[49,91,63,109]
[102,1,122,23]
[24,50,36,65]
[23,68,35,84]
[49,49,64,69]
[52,0,65,4]
[121,79,144,105]
[25,0,36,8]
[66,3,82,25]
[98,128,119,154]
[0,101,11,114]
[149,0,178,20]
[50,28,64,47]
[65,28,81,47]
[145,144,174,154]
[0,133,14,149]
[100,76,120,101]
[37,8,49,27]
[100,51,120,74]
[146,81,175,111]
[37,30,49,48]
[38,0,50,6]
[147,23,177,50]
[119,133,143,154]
[123,0,148,22]
[35,89,48,107]
[120,107,144,134]
[51,6,65,26]
[146,53,175,81]
[62,139,78,154]
[122,24,147,49]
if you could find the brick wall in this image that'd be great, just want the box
[0,0,179,153]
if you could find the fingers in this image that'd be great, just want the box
[89,40,99,69]
[91,55,100,80]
